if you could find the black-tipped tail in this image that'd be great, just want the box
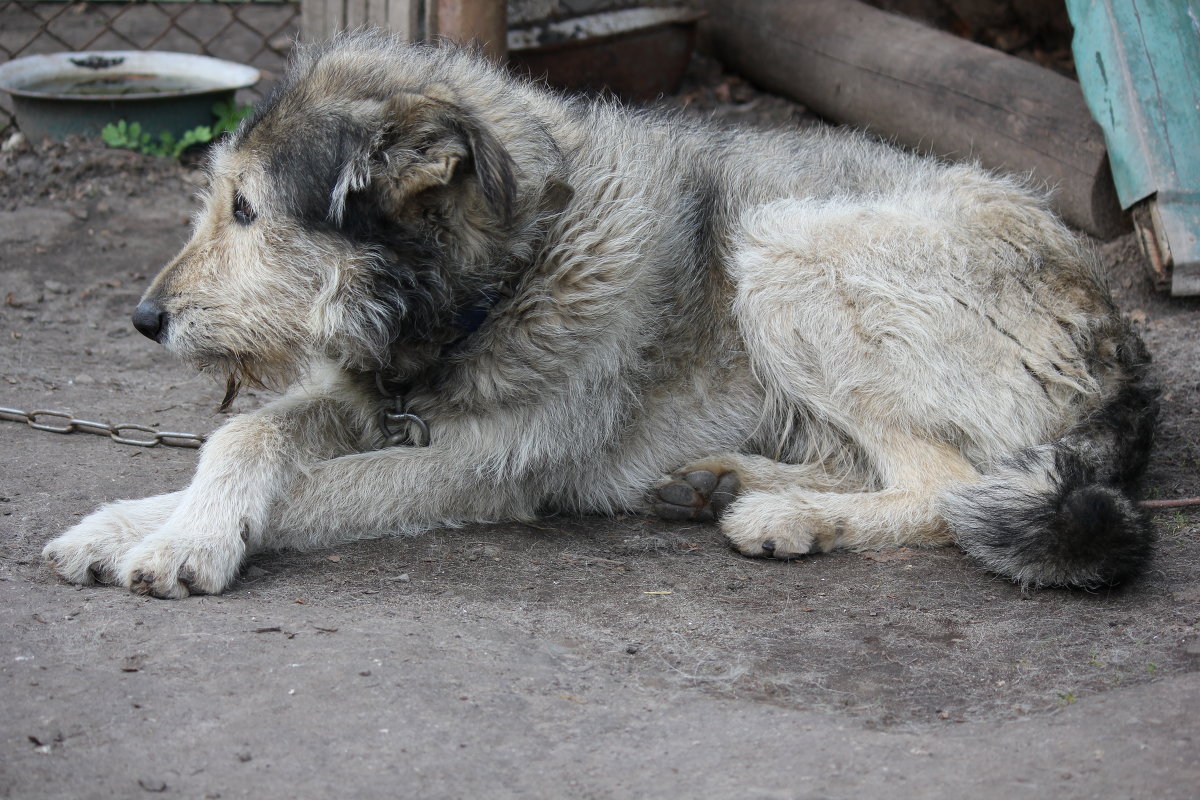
[941,446,1154,588]
[940,348,1158,590]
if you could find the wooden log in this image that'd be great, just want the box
[697,0,1125,239]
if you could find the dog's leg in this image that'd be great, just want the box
[114,415,293,598]
[265,444,540,550]
[44,384,365,598]
[719,433,979,559]
[115,393,364,598]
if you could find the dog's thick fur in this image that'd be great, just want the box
[43,32,1157,598]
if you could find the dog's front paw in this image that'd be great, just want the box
[720,491,837,560]
[44,494,182,586]
[651,459,742,523]
[118,525,245,599]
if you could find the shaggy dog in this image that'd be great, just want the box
[44,31,1156,599]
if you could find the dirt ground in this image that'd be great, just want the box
[1,58,1199,799]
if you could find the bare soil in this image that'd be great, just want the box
[1,61,1198,799]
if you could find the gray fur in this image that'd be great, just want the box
[43,31,1155,598]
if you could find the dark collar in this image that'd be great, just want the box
[451,288,504,334]
[373,287,507,447]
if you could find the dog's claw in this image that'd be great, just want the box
[178,565,205,595]
[86,560,115,585]
[129,570,152,595]
[747,537,802,561]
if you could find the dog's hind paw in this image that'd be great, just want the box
[720,491,835,560]
[651,463,742,523]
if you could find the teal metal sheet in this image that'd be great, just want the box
[1068,0,1200,292]
[1068,0,1200,209]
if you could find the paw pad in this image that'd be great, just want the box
[652,468,741,523]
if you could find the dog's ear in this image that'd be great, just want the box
[330,92,516,226]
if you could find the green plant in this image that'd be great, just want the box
[100,100,253,160]
[100,119,152,153]
[210,98,253,136]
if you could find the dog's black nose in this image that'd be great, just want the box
[132,300,169,342]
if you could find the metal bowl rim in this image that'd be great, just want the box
[0,50,261,101]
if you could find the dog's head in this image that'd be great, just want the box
[133,33,560,398]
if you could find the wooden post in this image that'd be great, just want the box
[303,0,423,42]
[432,0,507,61]
[301,0,505,58]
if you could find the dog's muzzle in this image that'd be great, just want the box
[132,300,169,343]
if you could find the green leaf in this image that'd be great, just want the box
[100,122,125,148]
[170,126,211,158]
[211,100,254,135]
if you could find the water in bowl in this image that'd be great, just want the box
[21,72,222,97]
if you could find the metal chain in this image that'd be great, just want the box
[374,373,431,448]
[0,406,206,449]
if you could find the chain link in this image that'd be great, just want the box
[0,406,206,449]
[374,372,431,448]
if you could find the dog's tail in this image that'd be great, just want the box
[939,343,1159,589]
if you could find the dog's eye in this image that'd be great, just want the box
[233,193,257,226]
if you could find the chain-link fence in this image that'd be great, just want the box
[0,0,300,133]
